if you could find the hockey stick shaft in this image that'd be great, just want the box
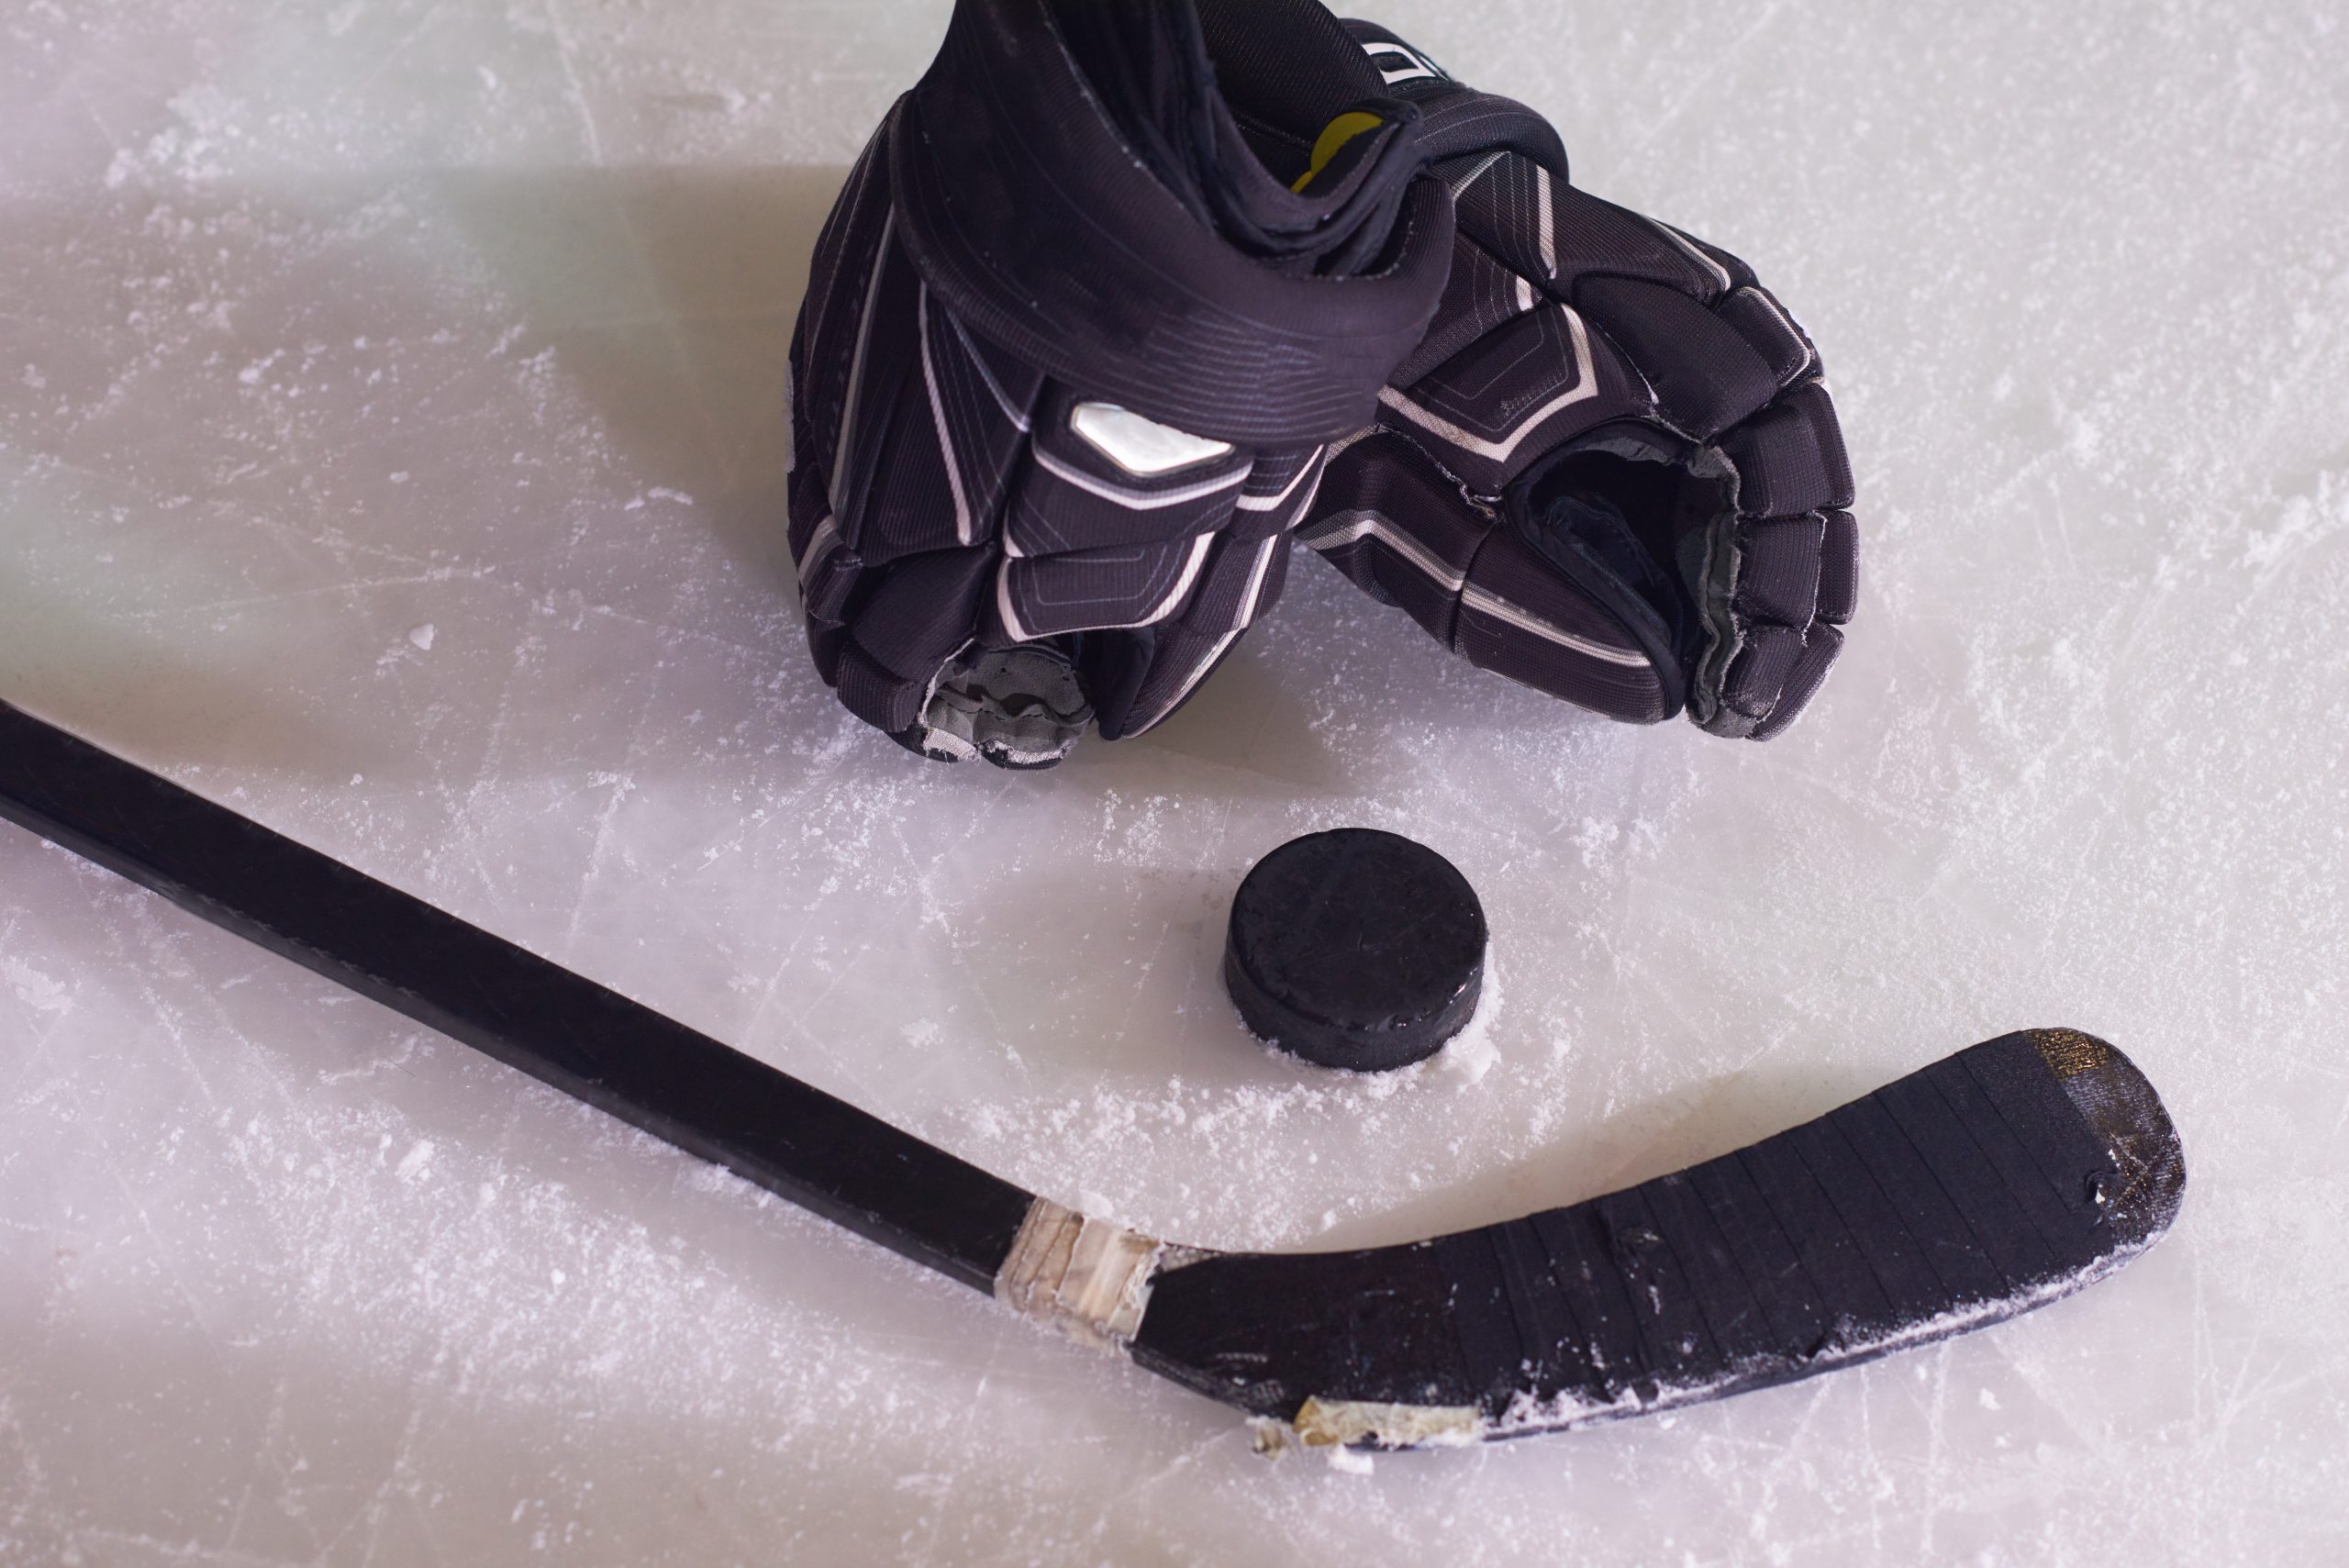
[0,699,1036,1293]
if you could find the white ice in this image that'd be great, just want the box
[3,1,2346,1563]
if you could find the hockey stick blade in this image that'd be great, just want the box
[0,699,2184,1451]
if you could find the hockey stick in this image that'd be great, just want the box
[0,698,2184,1451]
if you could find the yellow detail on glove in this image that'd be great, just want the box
[1291,111,1386,194]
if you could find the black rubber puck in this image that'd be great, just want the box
[1223,828,1486,1073]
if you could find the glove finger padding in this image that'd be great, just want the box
[787,0,1457,767]
[1305,22,1857,740]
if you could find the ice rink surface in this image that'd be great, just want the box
[4,1,2346,1562]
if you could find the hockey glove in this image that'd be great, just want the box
[1300,22,1857,739]
[788,0,1474,766]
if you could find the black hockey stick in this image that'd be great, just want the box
[0,698,2184,1451]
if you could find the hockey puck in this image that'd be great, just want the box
[1223,828,1486,1073]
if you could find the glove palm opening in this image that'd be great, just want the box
[1509,428,1740,720]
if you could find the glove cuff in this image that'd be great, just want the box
[890,0,1456,446]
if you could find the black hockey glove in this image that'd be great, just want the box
[788,0,1473,766]
[1300,22,1857,739]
